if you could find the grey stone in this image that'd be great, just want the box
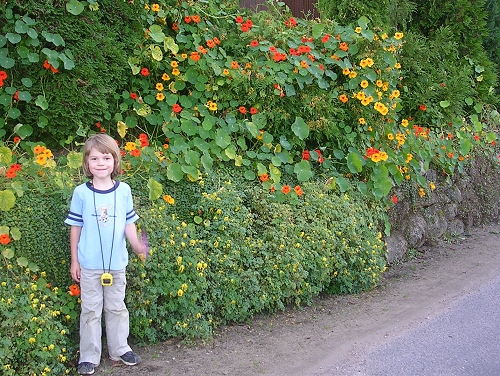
[385,232,408,264]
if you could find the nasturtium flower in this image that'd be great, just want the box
[394,32,404,40]
[401,119,409,127]
[130,149,141,157]
[250,107,258,114]
[190,52,201,62]
[339,42,348,51]
[156,83,164,91]
[184,15,192,23]
[223,68,230,75]
[172,103,182,113]
[238,106,247,114]
[419,104,427,111]
[69,284,80,296]
[130,92,137,100]
[140,67,149,76]
[250,39,259,47]
[259,173,269,182]
[359,118,366,125]
[235,15,244,24]
[342,68,350,75]
[208,101,218,111]
[207,39,215,48]
[162,73,170,81]
[172,68,180,76]
[125,142,136,151]
[294,185,304,196]
[360,80,369,88]
[387,133,394,140]
[339,94,348,103]
[0,234,10,245]
[282,185,291,194]
[151,3,160,11]
[35,154,48,166]
[231,61,239,69]
[395,62,401,69]
[213,37,221,45]
[192,15,201,23]
[156,92,165,101]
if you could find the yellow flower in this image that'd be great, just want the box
[162,73,170,81]
[358,118,365,125]
[355,26,362,33]
[156,92,165,101]
[125,142,136,151]
[208,101,218,111]
[395,62,401,69]
[394,32,404,40]
[419,187,426,197]
[172,68,180,76]
[401,119,409,127]
[360,80,369,88]
[156,83,164,91]
[349,71,357,78]
[429,182,436,191]
[35,154,48,166]
[181,283,188,291]
[387,133,394,140]
[170,61,178,68]
[177,289,183,297]
[29,337,36,344]
[342,68,350,75]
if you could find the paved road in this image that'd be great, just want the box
[317,274,500,376]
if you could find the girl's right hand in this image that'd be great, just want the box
[70,260,81,282]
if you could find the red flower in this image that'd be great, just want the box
[419,104,427,111]
[315,149,322,157]
[318,157,324,163]
[0,233,11,245]
[13,137,20,144]
[241,24,250,32]
[172,22,179,31]
[238,106,247,114]
[6,168,16,179]
[192,15,201,23]
[43,60,51,69]
[69,284,80,297]
[0,70,7,80]
[13,91,19,101]
[120,150,126,158]
[95,122,101,128]
[281,185,291,194]
[294,185,303,196]
[250,107,258,114]
[391,195,398,204]
[50,66,58,74]
[10,164,21,171]
[130,92,138,100]
[140,67,149,76]
[260,173,269,182]
[130,149,141,157]
[322,34,330,43]
[235,16,244,24]
[172,104,182,113]
[184,15,192,23]
[250,40,259,47]
[302,150,310,160]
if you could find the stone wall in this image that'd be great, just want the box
[385,154,500,264]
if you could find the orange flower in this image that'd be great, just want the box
[192,15,201,23]
[419,104,427,111]
[339,94,348,103]
[282,185,291,194]
[238,106,246,114]
[231,61,239,69]
[207,39,216,48]
[260,173,269,182]
[190,51,201,62]
[339,42,348,51]
[213,37,221,45]
[294,185,303,196]
[130,149,141,157]
[0,233,10,245]
[69,284,80,297]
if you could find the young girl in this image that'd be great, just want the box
[65,133,146,375]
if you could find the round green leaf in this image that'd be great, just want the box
[66,0,85,15]
[147,178,163,201]
[166,163,184,182]
[35,95,49,110]
[0,147,12,165]
[292,116,309,140]
[2,248,14,259]
[0,189,16,211]
[67,150,82,169]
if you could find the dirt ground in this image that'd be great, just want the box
[96,223,500,376]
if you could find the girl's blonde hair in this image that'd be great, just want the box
[82,133,122,179]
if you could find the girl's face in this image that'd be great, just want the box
[87,148,114,180]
